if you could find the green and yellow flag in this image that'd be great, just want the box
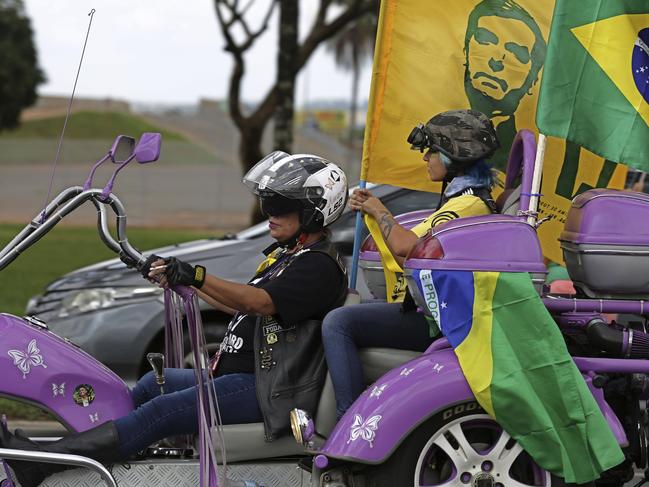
[410,268,625,483]
[537,0,649,170]
[362,0,627,263]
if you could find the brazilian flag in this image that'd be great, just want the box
[411,269,624,483]
[537,0,649,170]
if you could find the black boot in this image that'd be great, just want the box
[1,421,122,487]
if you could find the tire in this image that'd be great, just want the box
[181,321,226,369]
[364,400,565,487]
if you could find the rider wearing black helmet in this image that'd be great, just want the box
[322,109,500,419]
[0,152,349,487]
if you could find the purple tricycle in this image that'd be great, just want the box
[0,130,647,487]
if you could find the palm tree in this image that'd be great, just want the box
[326,10,378,147]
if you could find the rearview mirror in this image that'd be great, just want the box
[109,135,137,164]
[134,133,161,164]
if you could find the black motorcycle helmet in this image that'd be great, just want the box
[407,109,500,176]
[243,151,348,246]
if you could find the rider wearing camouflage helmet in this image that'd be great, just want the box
[322,109,500,419]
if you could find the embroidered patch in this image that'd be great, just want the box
[266,333,278,345]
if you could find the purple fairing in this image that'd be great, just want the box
[318,347,627,464]
[319,348,473,463]
[134,132,162,164]
[560,189,649,246]
[359,209,434,262]
[404,214,546,273]
[0,313,133,432]
[503,129,537,213]
[426,337,450,353]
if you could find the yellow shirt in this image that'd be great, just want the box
[372,194,492,302]
[410,194,493,238]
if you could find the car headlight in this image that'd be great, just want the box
[58,287,162,318]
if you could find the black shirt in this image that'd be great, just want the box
[216,245,344,376]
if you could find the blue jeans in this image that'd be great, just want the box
[322,303,434,418]
[115,369,262,457]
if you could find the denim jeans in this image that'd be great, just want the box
[322,302,434,418]
[114,369,262,457]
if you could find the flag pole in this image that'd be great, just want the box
[527,133,547,227]
[349,180,367,289]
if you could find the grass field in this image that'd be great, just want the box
[2,111,186,140]
[0,223,215,420]
[0,111,223,165]
[0,223,215,315]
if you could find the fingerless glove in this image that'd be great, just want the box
[165,257,207,288]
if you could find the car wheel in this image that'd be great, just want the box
[181,321,226,369]
[364,400,566,487]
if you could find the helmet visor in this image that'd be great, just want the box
[242,151,291,193]
[244,152,328,199]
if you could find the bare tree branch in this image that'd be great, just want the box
[298,0,376,71]
[213,0,278,128]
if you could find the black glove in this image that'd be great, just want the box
[165,257,207,288]
[140,254,163,278]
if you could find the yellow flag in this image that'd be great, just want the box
[362,0,627,263]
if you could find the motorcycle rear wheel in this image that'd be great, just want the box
[364,400,568,487]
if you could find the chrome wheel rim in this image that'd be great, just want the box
[413,414,550,487]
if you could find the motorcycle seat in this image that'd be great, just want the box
[212,347,420,462]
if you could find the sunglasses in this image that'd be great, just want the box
[260,195,302,217]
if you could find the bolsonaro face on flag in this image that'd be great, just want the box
[463,0,547,170]
[463,0,547,119]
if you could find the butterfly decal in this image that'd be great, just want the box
[89,413,99,423]
[369,384,387,398]
[52,383,65,397]
[400,367,415,377]
[347,414,382,448]
[7,339,47,379]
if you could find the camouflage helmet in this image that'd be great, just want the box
[407,109,499,163]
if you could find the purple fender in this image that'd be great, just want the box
[319,347,473,463]
[0,313,134,432]
[319,342,628,464]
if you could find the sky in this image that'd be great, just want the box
[23,0,374,107]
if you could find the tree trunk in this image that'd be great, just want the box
[239,123,266,223]
[274,0,299,153]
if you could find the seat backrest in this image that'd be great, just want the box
[496,185,522,216]
[343,288,361,306]
[499,130,537,216]
[314,347,421,436]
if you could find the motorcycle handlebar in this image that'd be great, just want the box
[0,188,145,273]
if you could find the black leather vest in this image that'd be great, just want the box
[252,239,347,441]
